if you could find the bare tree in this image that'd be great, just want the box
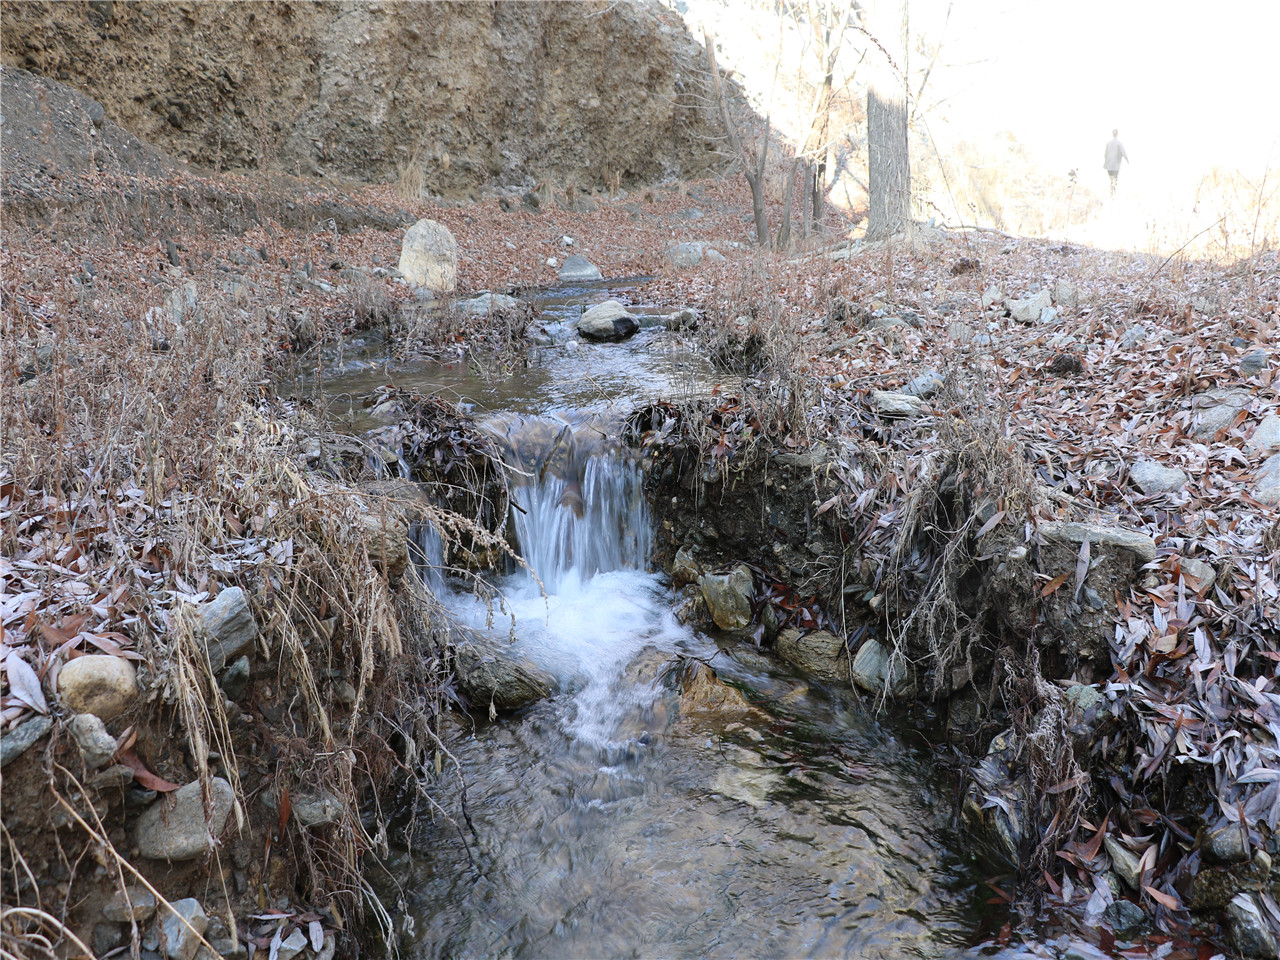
[705,31,772,247]
[864,0,910,240]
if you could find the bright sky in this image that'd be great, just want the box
[917,0,1280,197]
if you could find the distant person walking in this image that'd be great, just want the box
[1104,129,1128,197]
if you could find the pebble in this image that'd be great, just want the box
[68,713,119,770]
[57,655,138,721]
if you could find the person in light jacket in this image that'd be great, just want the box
[1104,130,1128,197]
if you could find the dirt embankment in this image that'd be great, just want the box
[1,0,724,192]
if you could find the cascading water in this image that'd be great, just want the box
[322,282,1026,958]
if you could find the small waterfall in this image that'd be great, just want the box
[509,454,650,594]
[408,521,448,596]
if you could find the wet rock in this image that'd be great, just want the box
[1229,893,1280,959]
[196,587,258,675]
[1104,835,1143,890]
[1203,822,1251,864]
[1240,349,1270,378]
[1256,454,1280,506]
[1006,287,1052,323]
[69,713,118,770]
[1039,522,1156,565]
[961,730,1025,869]
[663,308,698,331]
[455,292,520,316]
[1118,326,1148,350]
[577,299,639,341]
[398,219,457,293]
[678,660,757,718]
[848,638,910,695]
[1192,387,1251,439]
[1129,460,1188,495]
[104,887,157,923]
[776,629,847,682]
[670,546,701,587]
[219,656,250,700]
[901,370,944,399]
[361,479,435,523]
[869,390,928,418]
[158,898,207,960]
[557,254,603,282]
[0,714,52,768]
[454,641,555,712]
[135,777,235,861]
[57,655,137,721]
[700,565,754,631]
[1248,415,1280,455]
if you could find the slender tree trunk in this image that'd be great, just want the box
[777,157,801,251]
[801,159,814,241]
[865,0,910,240]
[705,31,772,247]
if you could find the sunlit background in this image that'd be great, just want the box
[672,0,1280,255]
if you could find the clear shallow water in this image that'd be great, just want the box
[314,282,1084,958]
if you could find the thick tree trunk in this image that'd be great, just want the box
[865,0,910,240]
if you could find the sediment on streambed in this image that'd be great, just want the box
[628,369,1278,950]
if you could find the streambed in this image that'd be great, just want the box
[308,283,1077,958]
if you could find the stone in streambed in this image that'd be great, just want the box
[577,300,639,342]
[558,255,603,282]
[453,642,555,712]
[700,565,754,631]
[776,628,847,682]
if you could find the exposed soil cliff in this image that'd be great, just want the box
[1,0,725,191]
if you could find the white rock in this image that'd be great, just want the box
[1193,387,1250,439]
[979,285,1003,309]
[870,390,928,418]
[558,255,603,282]
[276,929,309,960]
[1129,461,1188,495]
[1248,415,1280,455]
[1054,280,1079,309]
[1039,522,1156,564]
[1006,287,1053,323]
[397,219,457,293]
[68,713,118,770]
[1255,453,1280,505]
[57,656,137,721]
[455,292,521,317]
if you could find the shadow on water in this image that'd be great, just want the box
[302,280,1042,958]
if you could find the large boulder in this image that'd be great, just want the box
[453,642,555,712]
[398,219,458,293]
[135,777,236,861]
[577,299,639,342]
[57,655,137,721]
[558,255,603,282]
[700,565,754,631]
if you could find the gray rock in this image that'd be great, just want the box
[455,292,520,317]
[90,763,136,791]
[704,247,726,263]
[701,566,754,631]
[1104,899,1146,935]
[849,638,911,696]
[1118,326,1148,350]
[979,285,1003,309]
[94,922,125,957]
[870,390,928,418]
[1255,453,1280,505]
[663,308,698,331]
[1039,521,1157,565]
[1055,280,1079,309]
[57,655,138,721]
[219,656,250,701]
[1193,387,1251,439]
[557,255,603,282]
[0,715,52,768]
[1104,835,1143,889]
[1241,349,1269,377]
[361,513,409,578]
[1229,893,1280,959]
[1249,415,1280,455]
[1129,460,1188,495]
[104,888,157,923]
[1203,822,1250,864]
[196,587,258,675]
[263,787,345,827]
[947,321,974,344]
[901,370,944,399]
[135,777,235,861]
[68,713,118,770]
[454,642,555,712]
[276,929,309,960]
[1179,557,1217,591]
[158,899,207,960]
[398,219,458,293]
[670,546,701,587]
[1065,684,1103,714]
[577,299,639,342]
[334,680,357,705]
[1006,287,1053,323]
[667,242,722,269]
[208,939,248,960]
[775,629,847,682]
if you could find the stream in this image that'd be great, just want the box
[306,283,1082,959]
